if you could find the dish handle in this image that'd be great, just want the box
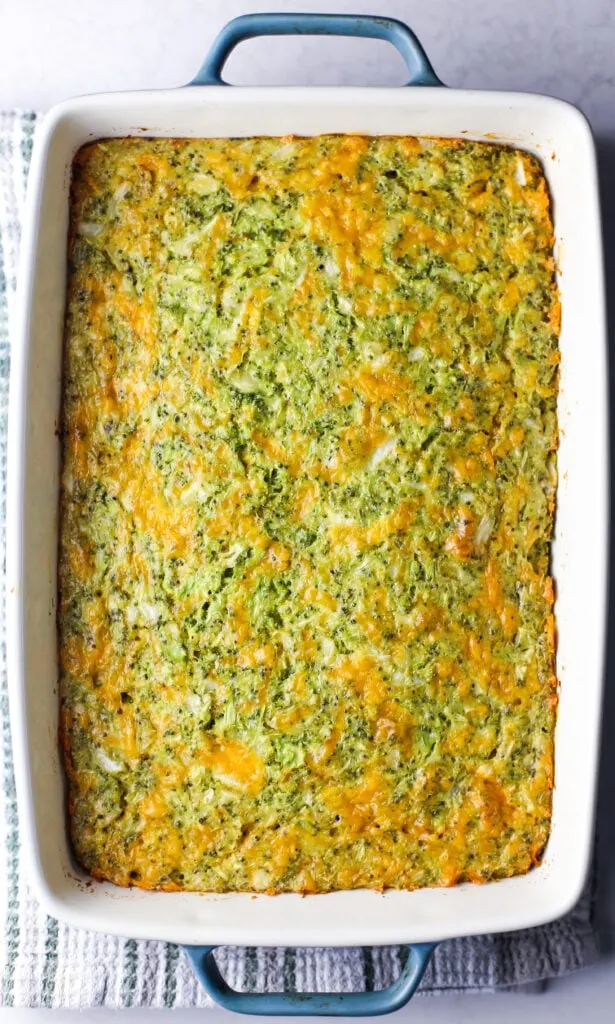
[184,943,436,1017]
[189,12,442,88]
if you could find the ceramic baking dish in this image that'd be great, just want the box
[6,12,608,1017]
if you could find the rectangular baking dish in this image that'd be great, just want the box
[6,10,608,1017]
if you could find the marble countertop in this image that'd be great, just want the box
[1,0,614,1019]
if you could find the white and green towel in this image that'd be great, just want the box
[0,110,599,1008]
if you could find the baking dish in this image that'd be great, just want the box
[6,11,607,1017]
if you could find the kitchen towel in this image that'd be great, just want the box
[0,109,599,1008]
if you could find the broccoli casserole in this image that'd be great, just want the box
[59,135,559,893]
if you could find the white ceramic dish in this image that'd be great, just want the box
[6,15,607,961]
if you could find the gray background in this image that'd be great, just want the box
[1,0,614,1020]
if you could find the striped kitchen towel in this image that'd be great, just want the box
[0,109,599,1008]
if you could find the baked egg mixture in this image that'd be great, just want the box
[59,135,559,892]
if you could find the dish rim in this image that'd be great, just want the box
[6,83,608,946]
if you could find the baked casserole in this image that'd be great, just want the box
[59,135,559,893]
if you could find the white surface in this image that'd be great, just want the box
[8,85,607,950]
[1,0,615,1019]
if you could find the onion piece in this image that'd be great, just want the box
[78,221,103,238]
[230,370,260,394]
[368,437,397,468]
[515,158,527,186]
[475,514,495,548]
[96,749,123,773]
[408,346,426,362]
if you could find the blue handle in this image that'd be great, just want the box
[184,943,436,1017]
[190,13,442,87]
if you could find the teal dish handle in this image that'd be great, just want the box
[184,943,436,1017]
[190,12,442,87]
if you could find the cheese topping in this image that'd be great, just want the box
[60,136,559,892]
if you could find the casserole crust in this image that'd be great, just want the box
[59,135,559,893]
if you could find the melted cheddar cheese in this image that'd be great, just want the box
[59,136,559,892]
